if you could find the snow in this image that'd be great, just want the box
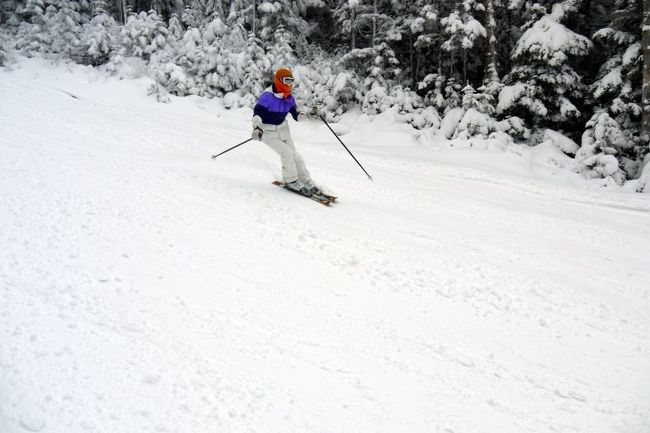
[496,83,526,113]
[622,42,641,67]
[1,57,650,433]
[512,16,591,65]
[542,128,579,155]
[593,67,623,99]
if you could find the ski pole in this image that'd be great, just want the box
[211,138,253,159]
[319,115,373,181]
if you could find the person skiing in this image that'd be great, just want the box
[251,67,322,196]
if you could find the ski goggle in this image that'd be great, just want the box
[281,76,295,85]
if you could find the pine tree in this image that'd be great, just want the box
[642,0,650,143]
[226,0,255,34]
[119,10,170,60]
[81,0,117,64]
[167,12,183,40]
[182,0,222,26]
[1,0,20,25]
[0,37,7,65]
[498,1,592,134]
[175,26,202,74]
[201,15,237,96]
[256,0,310,53]
[480,0,498,85]
[238,32,270,103]
[267,24,295,70]
[14,0,49,54]
[581,0,644,179]
[440,0,486,84]
[575,110,629,184]
[333,0,362,50]
[16,0,45,22]
[50,0,85,57]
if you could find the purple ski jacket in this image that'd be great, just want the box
[253,85,299,126]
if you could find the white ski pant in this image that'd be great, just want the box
[261,121,312,185]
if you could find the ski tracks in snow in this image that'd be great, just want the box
[1,58,649,433]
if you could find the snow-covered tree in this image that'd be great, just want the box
[642,0,650,145]
[0,39,7,65]
[440,0,486,83]
[119,10,171,60]
[498,2,592,132]
[411,0,442,80]
[340,41,400,114]
[49,0,84,57]
[590,0,643,165]
[256,0,310,53]
[333,0,361,49]
[267,24,295,70]
[167,13,184,40]
[480,0,499,85]
[236,32,270,104]
[181,0,223,26]
[293,54,360,119]
[1,0,20,25]
[575,110,630,184]
[80,5,117,64]
[225,0,250,33]
[200,16,238,96]
[13,0,52,54]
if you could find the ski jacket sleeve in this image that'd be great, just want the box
[290,105,299,121]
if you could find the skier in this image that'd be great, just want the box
[251,67,322,196]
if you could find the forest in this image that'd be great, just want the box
[1,0,648,189]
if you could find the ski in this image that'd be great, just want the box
[272,181,333,206]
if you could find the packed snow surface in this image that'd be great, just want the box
[1,58,649,433]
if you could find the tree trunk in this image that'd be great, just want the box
[351,6,356,50]
[252,0,256,37]
[372,0,377,48]
[410,33,415,86]
[482,0,499,85]
[463,49,467,84]
[641,0,650,143]
[450,52,454,78]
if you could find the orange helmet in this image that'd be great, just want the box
[274,67,294,98]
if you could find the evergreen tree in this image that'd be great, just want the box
[641,0,650,144]
[14,0,49,54]
[333,0,359,49]
[119,10,170,60]
[81,0,117,64]
[440,0,486,84]
[411,0,451,93]
[1,0,20,24]
[592,0,642,138]
[201,15,237,96]
[575,109,629,184]
[182,0,222,26]
[175,26,202,74]
[256,0,310,53]
[16,0,45,22]
[498,2,592,134]
[50,0,84,57]
[480,0,499,85]
[167,12,183,40]
[226,0,255,35]
[267,24,296,70]
[238,32,270,103]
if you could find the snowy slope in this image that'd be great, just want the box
[1,58,649,433]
